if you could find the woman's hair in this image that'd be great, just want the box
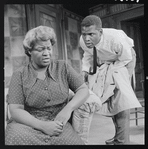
[23,26,57,57]
[81,15,102,30]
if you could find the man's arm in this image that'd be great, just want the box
[125,48,136,78]
[113,37,136,79]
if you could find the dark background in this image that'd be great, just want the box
[63,4,99,17]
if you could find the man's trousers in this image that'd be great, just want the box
[112,109,130,145]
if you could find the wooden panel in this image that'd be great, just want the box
[35,4,63,60]
[121,18,144,98]
[110,4,128,14]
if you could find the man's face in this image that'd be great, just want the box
[81,25,102,49]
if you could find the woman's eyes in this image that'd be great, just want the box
[37,48,44,51]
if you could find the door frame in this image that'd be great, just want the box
[121,17,144,98]
[34,4,65,60]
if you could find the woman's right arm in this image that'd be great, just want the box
[7,70,63,136]
[9,104,43,130]
[9,104,63,136]
[7,70,41,129]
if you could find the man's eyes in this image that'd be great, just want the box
[89,33,94,36]
[36,47,51,51]
[82,33,94,36]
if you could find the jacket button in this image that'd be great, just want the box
[47,99,50,102]
[44,138,50,143]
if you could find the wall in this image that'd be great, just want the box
[4,4,28,89]
[63,9,84,73]
[89,4,144,29]
[4,4,85,90]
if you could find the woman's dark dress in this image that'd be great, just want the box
[5,60,84,145]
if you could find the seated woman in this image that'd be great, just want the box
[5,26,89,145]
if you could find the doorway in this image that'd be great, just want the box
[121,16,144,98]
[34,4,64,60]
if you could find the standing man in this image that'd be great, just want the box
[80,15,141,145]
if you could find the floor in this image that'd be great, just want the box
[88,108,145,145]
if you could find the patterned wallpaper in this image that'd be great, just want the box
[4,5,84,89]
[4,4,28,88]
[64,11,84,73]
[39,12,58,59]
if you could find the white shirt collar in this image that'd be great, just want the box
[95,32,103,49]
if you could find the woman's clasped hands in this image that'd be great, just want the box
[39,120,64,137]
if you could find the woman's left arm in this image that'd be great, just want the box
[54,83,89,125]
[54,63,89,125]
[65,83,89,111]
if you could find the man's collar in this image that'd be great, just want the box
[95,32,103,48]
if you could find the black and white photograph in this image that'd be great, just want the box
[4,3,145,145]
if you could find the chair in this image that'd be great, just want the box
[130,79,145,125]
[130,99,144,125]
[5,88,10,129]
[4,89,75,129]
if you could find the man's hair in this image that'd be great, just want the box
[81,15,102,30]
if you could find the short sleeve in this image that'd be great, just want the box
[66,63,84,93]
[7,71,25,105]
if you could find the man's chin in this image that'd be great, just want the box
[86,45,93,49]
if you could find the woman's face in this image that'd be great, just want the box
[29,40,53,69]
